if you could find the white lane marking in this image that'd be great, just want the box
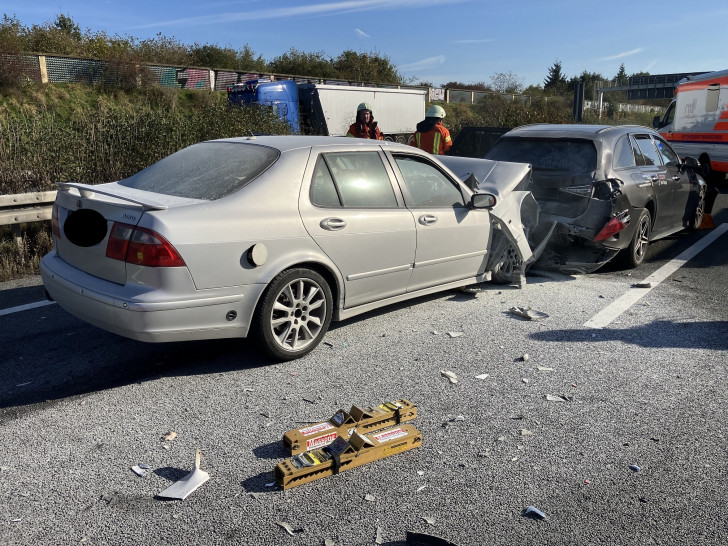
[585,223,728,329]
[0,300,56,317]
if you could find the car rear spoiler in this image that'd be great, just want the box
[57,182,169,211]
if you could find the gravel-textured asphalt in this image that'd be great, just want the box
[1,199,727,546]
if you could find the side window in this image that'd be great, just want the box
[394,155,465,208]
[634,135,662,166]
[654,137,679,167]
[322,152,397,208]
[706,84,720,113]
[613,135,636,169]
[630,135,647,166]
[311,156,341,207]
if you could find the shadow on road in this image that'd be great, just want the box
[529,319,728,350]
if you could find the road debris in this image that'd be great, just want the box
[520,429,534,436]
[417,485,427,493]
[537,366,554,372]
[630,465,641,472]
[545,394,572,402]
[131,466,148,477]
[521,353,530,362]
[365,493,376,502]
[446,331,464,338]
[375,526,384,544]
[441,371,458,384]
[422,516,436,525]
[162,431,177,442]
[276,522,303,536]
[523,505,547,520]
[475,373,489,379]
[508,306,549,321]
[156,449,210,500]
[632,282,652,288]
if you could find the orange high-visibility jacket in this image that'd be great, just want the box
[410,122,452,155]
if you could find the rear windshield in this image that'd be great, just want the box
[118,142,279,200]
[486,138,597,173]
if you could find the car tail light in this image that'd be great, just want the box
[594,210,631,242]
[51,203,61,238]
[106,222,185,267]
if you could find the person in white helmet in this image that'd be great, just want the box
[410,105,452,154]
[346,102,383,140]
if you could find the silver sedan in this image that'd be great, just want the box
[41,136,536,360]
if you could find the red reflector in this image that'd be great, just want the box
[51,203,61,238]
[594,211,630,242]
[106,222,185,267]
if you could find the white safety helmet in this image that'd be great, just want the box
[357,102,373,112]
[426,105,446,119]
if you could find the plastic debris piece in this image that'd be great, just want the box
[537,366,553,372]
[522,378,529,384]
[276,522,303,536]
[632,282,652,288]
[323,341,334,347]
[584,479,591,484]
[440,370,458,384]
[432,330,440,335]
[156,449,210,500]
[265,482,277,487]
[520,429,534,436]
[524,506,547,519]
[422,516,435,525]
[417,485,427,492]
[475,373,489,379]
[365,493,375,502]
[325,540,336,546]
[162,431,177,442]
[545,394,572,402]
[447,331,464,338]
[138,463,151,470]
[131,466,147,477]
[11,518,21,523]
[630,465,641,472]
[452,415,465,422]
[522,353,530,362]
[375,526,384,545]
[508,306,533,320]
[497,436,507,442]
[417,470,425,476]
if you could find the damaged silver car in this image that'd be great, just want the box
[485,124,706,273]
[41,136,535,360]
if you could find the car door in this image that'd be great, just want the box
[654,135,693,228]
[299,150,416,309]
[633,134,674,234]
[388,153,491,293]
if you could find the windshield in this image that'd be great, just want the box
[486,138,597,173]
[118,142,279,200]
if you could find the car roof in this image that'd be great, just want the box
[211,135,413,153]
[503,123,656,141]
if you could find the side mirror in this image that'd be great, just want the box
[471,192,496,209]
[652,115,661,129]
[682,156,700,170]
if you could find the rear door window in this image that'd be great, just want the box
[613,135,636,169]
[393,155,465,207]
[634,135,662,166]
[311,152,398,208]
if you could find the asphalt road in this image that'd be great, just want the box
[1,193,727,546]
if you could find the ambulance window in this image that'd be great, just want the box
[706,84,720,112]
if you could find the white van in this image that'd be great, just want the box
[654,69,728,182]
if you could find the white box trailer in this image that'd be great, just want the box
[298,84,426,141]
[654,69,728,181]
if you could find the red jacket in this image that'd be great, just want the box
[410,121,452,155]
[346,121,383,140]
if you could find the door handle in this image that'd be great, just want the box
[650,175,659,182]
[419,214,438,225]
[672,176,681,181]
[320,218,346,231]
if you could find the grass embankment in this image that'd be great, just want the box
[0,83,290,282]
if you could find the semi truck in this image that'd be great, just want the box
[653,69,728,182]
[228,79,427,142]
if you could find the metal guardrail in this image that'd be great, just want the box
[0,192,57,226]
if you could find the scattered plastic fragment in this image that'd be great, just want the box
[584,479,591,484]
[522,378,529,384]
[520,429,534,436]
[138,463,151,470]
[265,482,277,488]
[632,282,652,288]
[16,382,31,387]
[416,485,427,493]
[536,366,553,372]
[276,522,303,536]
[545,394,572,402]
[11,518,21,523]
[451,415,465,422]
[432,330,440,335]
[440,371,458,384]
[365,493,375,502]
[508,306,549,321]
[422,516,435,525]
[522,353,530,362]
[630,465,641,472]
[131,466,147,477]
[375,526,384,545]
[162,431,177,442]
[447,332,464,338]
[156,449,210,500]
[417,470,425,476]
[475,373,489,380]
[325,540,336,546]
[523,506,547,520]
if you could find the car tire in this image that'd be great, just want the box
[688,187,706,230]
[622,208,651,269]
[490,239,522,284]
[254,268,333,361]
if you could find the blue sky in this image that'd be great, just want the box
[4,0,727,88]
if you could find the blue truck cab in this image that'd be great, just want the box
[227,79,301,133]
